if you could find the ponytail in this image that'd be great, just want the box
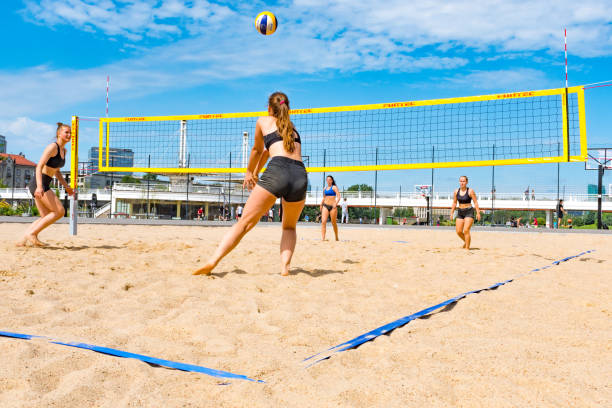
[268,92,294,153]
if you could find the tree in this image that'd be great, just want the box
[142,173,157,181]
[120,175,141,184]
[347,184,373,191]
[393,207,414,217]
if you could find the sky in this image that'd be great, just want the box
[1,0,611,195]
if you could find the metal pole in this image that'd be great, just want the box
[491,144,495,225]
[557,142,560,203]
[597,164,604,229]
[186,154,190,220]
[374,147,378,218]
[322,149,326,189]
[147,155,150,219]
[430,146,434,226]
[110,156,114,219]
[11,159,15,207]
[228,152,232,219]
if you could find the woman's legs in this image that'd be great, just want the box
[330,207,339,241]
[462,217,475,249]
[320,207,329,240]
[279,198,305,276]
[18,192,61,246]
[455,218,466,248]
[193,185,277,275]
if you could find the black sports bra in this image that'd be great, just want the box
[46,142,65,169]
[264,129,301,150]
[457,187,472,204]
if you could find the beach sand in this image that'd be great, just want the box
[1,222,610,407]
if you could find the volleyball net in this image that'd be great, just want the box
[79,85,587,177]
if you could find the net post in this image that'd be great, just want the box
[147,155,151,219]
[69,115,79,236]
[564,87,571,161]
[597,164,604,229]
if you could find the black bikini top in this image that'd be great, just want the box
[457,187,472,204]
[264,128,301,150]
[46,142,65,169]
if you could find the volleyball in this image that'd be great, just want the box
[255,11,277,35]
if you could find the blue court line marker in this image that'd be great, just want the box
[0,331,263,383]
[303,249,595,367]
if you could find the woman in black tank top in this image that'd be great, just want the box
[194,92,307,277]
[450,176,481,250]
[17,122,74,247]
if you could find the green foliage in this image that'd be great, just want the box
[300,205,319,221]
[0,201,38,216]
[0,181,8,188]
[583,212,596,225]
[349,206,379,222]
[347,184,373,192]
[142,173,158,181]
[121,175,141,184]
[393,207,414,217]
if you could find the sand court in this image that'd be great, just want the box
[1,223,611,407]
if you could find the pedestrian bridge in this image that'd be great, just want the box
[2,184,611,214]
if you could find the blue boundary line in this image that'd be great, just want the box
[0,331,263,383]
[303,249,595,367]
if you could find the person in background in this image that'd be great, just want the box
[556,199,566,228]
[236,204,243,220]
[450,176,481,249]
[340,197,349,224]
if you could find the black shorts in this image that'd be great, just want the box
[456,207,475,219]
[28,174,53,197]
[257,156,307,202]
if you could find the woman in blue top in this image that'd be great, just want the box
[18,123,75,246]
[194,92,307,276]
[320,175,341,241]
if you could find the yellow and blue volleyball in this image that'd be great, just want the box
[255,11,277,35]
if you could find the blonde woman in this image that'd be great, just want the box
[194,92,307,276]
[18,123,74,246]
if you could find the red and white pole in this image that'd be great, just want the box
[106,75,110,117]
[564,28,568,87]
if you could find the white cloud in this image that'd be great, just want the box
[442,68,554,90]
[0,117,56,157]
[21,1,612,58]
[4,0,610,120]
[20,0,234,40]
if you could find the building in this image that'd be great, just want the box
[88,147,134,174]
[0,135,6,153]
[587,184,606,195]
[0,153,37,188]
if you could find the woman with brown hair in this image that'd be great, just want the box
[320,175,340,241]
[18,123,74,246]
[194,92,307,276]
[450,175,481,250]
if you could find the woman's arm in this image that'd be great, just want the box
[54,172,74,195]
[254,149,269,175]
[244,119,266,190]
[450,189,457,218]
[34,144,56,198]
[470,189,481,221]
[333,186,341,206]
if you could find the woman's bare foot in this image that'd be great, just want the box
[280,265,290,276]
[17,234,46,247]
[193,262,215,275]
